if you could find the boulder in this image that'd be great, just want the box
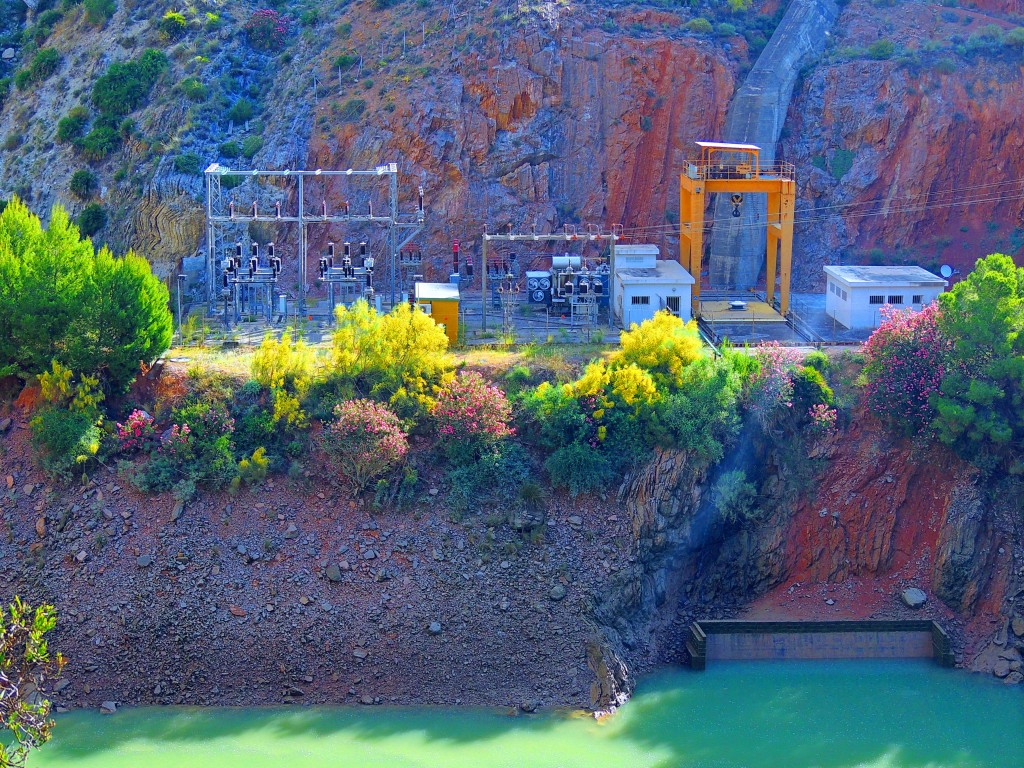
[0,417,12,432]
[170,500,184,522]
[900,587,927,609]
[550,584,567,601]
[99,701,117,715]
[993,659,1010,678]
[1011,616,1024,638]
[0,49,15,63]
[325,564,342,582]
[137,554,154,568]
[428,621,442,635]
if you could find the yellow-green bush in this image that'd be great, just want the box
[252,330,314,393]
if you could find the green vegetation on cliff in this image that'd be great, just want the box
[864,253,1024,474]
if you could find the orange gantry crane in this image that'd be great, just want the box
[679,141,797,316]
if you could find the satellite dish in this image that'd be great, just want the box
[940,264,953,278]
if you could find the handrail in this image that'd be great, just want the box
[686,161,796,181]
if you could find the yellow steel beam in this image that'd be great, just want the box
[702,179,795,194]
[779,182,795,315]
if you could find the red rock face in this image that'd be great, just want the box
[783,0,1024,287]
[307,25,733,275]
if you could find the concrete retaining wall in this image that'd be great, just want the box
[687,620,954,670]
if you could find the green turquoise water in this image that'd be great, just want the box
[32,661,1022,768]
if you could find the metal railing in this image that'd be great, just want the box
[686,161,796,181]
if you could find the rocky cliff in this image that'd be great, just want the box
[1,0,1021,286]
[591,410,1023,701]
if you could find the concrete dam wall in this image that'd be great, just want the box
[708,0,839,290]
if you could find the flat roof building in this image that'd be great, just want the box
[824,265,947,330]
[614,245,696,328]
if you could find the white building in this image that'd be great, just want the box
[614,244,696,328]
[824,265,947,330]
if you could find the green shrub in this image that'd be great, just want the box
[867,39,895,59]
[69,169,98,200]
[0,78,10,107]
[219,140,241,158]
[56,106,90,143]
[713,470,760,525]
[715,22,737,36]
[226,98,255,124]
[76,203,107,236]
[30,406,101,477]
[831,148,855,180]
[447,442,530,515]
[15,48,61,90]
[544,443,614,497]
[91,49,168,118]
[177,76,207,101]
[333,53,357,69]
[84,0,117,26]
[173,152,202,175]
[240,135,263,159]
[79,124,120,160]
[686,18,713,34]
[158,10,187,40]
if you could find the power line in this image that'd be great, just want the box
[613,180,1024,240]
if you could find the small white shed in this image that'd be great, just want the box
[824,265,947,330]
[614,245,696,328]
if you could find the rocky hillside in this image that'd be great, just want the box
[0,0,1021,288]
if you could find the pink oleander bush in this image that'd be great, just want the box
[432,371,514,462]
[749,342,802,429]
[863,303,950,437]
[116,409,155,453]
[807,403,838,435]
[245,9,291,51]
[322,400,408,491]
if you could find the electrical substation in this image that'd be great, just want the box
[204,163,424,326]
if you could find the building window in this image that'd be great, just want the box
[869,295,885,305]
[912,294,923,304]
[841,289,848,301]
[888,295,904,305]
[665,295,681,315]
[829,282,836,295]
[631,295,650,306]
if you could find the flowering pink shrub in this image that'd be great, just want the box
[158,423,193,464]
[749,342,802,429]
[807,403,838,435]
[433,372,514,461]
[245,10,291,51]
[116,409,155,453]
[322,400,408,491]
[863,303,951,436]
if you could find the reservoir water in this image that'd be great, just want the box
[33,661,1021,768]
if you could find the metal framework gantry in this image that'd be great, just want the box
[679,141,796,315]
[481,225,620,330]
[204,163,424,314]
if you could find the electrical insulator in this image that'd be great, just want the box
[322,201,328,218]
[229,202,235,218]
[222,273,229,288]
[342,242,350,260]
[252,201,258,218]
[251,243,259,258]
[466,258,474,277]
[275,201,282,219]
[360,242,367,258]
[235,242,243,258]
[267,243,275,259]
[318,258,326,279]
[328,242,336,258]
[248,258,257,278]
